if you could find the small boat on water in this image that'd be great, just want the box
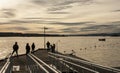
[98,38,106,41]
[0,49,120,73]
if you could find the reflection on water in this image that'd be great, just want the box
[0,37,120,67]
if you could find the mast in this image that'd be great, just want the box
[44,27,46,49]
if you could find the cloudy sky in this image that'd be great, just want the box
[0,0,120,34]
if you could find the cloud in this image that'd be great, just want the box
[51,21,95,26]
[0,0,119,34]
[5,19,48,24]
[31,0,93,14]
[80,22,120,33]
[24,17,64,20]
[0,19,39,25]
[112,9,120,13]
[31,0,93,6]
[54,0,93,6]
[61,27,80,33]
[0,18,54,25]
[31,0,50,6]
[47,5,72,14]
[0,17,95,27]
[111,21,120,24]
[81,25,105,30]
[0,22,12,25]
[7,27,29,31]
[47,5,72,11]
[10,20,36,24]
[0,9,16,18]
[37,27,51,30]
[48,11,69,14]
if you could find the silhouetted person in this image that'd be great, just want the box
[94,45,96,48]
[51,44,55,53]
[26,43,30,55]
[31,43,35,53]
[64,51,66,54]
[12,42,19,57]
[50,45,52,51]
[46,41,50,50]
[70,50,75,55]
[53,44,56,52]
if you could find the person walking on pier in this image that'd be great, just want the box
[26,43,30,55]
[31,43,35,53]
[46,41,50,50]
[12,42,19,57]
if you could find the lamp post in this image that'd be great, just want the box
[43,26,49,49]
[44,27,46,49]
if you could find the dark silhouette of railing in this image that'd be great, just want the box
[49,52,120,73]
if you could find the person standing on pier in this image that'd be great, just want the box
[31,43,35,53]
[12,42,19,57]
[52,44,56,53]
[26,43,30,55]
[51,44,56,53]
[46,41,50,50]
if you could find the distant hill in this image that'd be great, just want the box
[0,32,65,37]
[68,33,120,37]
[0,32,119,37]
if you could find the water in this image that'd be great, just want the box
[0,37,120,67]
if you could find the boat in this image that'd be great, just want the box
[98,38,106,41]
[0,49,120,73]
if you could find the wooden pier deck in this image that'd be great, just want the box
[0,49,120,73]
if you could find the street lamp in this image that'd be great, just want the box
[43,26,48,49]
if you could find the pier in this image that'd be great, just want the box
[0,49,120,73]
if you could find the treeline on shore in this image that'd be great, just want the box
[0,32,120,37]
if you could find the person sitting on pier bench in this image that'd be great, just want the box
[26,43,30,55]
[12,42,19,57]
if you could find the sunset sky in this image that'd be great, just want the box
[0,0,120,34]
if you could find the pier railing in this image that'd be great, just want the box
[49,54,99,73]
[0,54,11,73]
[49,52,120,73]
[28,54,59,73]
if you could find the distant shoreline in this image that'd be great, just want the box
[0,32,119,37]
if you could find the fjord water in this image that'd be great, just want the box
[0,37,120,67]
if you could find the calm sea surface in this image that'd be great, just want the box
[0,37,120,67]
